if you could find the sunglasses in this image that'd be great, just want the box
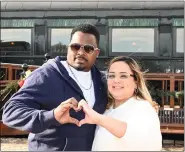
[69,43,98,54]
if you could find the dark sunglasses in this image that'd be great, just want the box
[69,43,98,54]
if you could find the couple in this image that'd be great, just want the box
[2,24,162,151]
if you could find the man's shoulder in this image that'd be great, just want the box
[36,58,65,74]
[26,60,59,81]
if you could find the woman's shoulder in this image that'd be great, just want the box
[133,98,157,114]
[128,98,160,125]
[134,98,152,106]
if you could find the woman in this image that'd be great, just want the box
[78,56,162,151]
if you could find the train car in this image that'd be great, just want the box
[1,0,184,72]
[0,0,184,137]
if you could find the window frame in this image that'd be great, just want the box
[48,26,107,57]
[172,27,184,57]
[48,27,73,56]
[108,26,158,57]
[47,18,106,57]
[1,27,34,56]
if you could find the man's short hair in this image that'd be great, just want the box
[70,24,100,46]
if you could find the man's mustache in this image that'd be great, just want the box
[75,56,88,62]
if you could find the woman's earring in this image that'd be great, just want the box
[135,88,138,95]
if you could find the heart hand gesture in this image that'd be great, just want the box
[78,99,101,127]
[54,97,79,125]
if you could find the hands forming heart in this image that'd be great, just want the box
[77,99,100,126]
[54,98,101,127]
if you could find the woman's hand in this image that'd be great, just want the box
[78,99,101,126]
[78,100,127,138]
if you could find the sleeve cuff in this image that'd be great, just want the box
[42,109,61,126]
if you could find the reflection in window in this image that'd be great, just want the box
[112,28,154,53]
[176,28,184,53]
[1,29,31,43]
[1,29,31,55]
[51,29,72,55]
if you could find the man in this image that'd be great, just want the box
[44,53,52,63]
[2,24,108,151]
[18,63,32,88]
[19,63,32,80]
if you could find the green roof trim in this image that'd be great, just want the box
[173,18,184,26]
[47,19,96,27]
[1,19,35,27]
[108,19,159,27]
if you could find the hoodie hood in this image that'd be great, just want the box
[45,56,107,111]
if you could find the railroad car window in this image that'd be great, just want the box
[51,28,72,55]
[176,28,184,53]
[1,29,31,55]
[1,29,31,44]
[112,28,154,53]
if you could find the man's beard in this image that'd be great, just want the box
[74,65,86,71]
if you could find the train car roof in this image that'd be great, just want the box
[1,0,184,11]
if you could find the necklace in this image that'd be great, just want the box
[67,62,93,90]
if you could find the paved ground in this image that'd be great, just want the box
[0,138,184,151]
[1,138,28,151]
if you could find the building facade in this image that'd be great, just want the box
[1,0,184,73]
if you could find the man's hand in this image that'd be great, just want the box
[54,97,79,125]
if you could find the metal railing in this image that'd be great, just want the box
[158,108,184,125]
